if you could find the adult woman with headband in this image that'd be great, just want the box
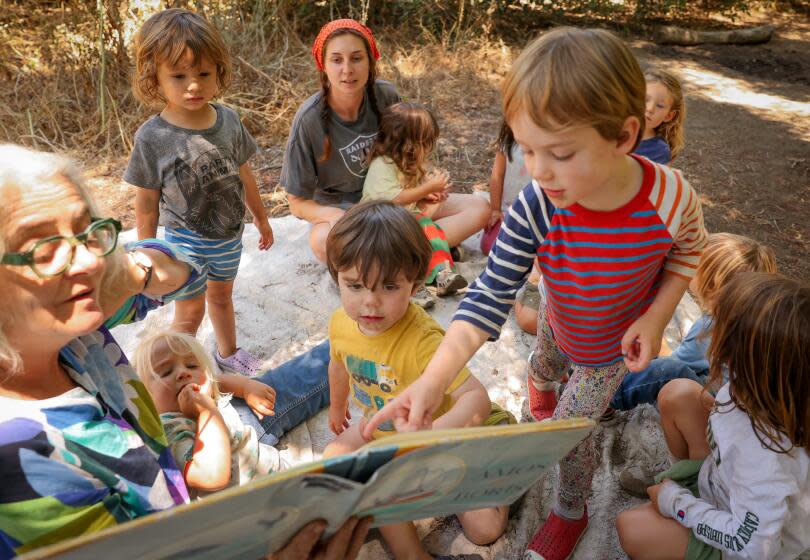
[280,19,488,263]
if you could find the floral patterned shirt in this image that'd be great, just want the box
[0,240,201,559]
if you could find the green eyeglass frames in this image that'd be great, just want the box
[1,217,122,278]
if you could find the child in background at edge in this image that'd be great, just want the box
[483,121,530,253]
[365,28,707,560]
[485,121,541,334]
[323,201,507,559]
[636,67,685,165]
[616,273,810,560]
[361,102,467,308]
[134,331,281,498]
[613,233,777,498]
[125,9,273,376]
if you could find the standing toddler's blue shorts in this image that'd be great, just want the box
[165,227,243,299]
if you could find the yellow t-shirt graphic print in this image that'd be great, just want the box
[329,303,471,439]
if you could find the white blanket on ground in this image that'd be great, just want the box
[112,217,702,559]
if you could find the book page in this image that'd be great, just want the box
[352,419,593,526]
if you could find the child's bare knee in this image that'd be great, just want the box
[515,302,538,335]
[458,507,508,546]
[173,297,205,333]
[205,284,233,306]
[658,378,701,414]
[616,510,642,558]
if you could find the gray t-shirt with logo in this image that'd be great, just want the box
[279,80,401,207]
[124,104,257,240]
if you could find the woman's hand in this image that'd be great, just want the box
[244,379,276,420]
[328,401,351,435]
[266,517,372,560]
[287,194,345,227]
[178,384,218,418]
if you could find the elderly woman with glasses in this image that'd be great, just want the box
[0,144,366,560]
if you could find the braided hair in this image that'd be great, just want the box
[318,28,381,162]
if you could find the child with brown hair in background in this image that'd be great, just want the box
[362,101,469,307]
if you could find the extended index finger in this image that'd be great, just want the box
[362,401,399,440]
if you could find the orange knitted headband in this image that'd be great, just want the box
[311,19,380,71]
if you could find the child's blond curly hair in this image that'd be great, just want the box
[132,8,231,107]
[502,27,646,151]
[644,67,686,159]
[133,330,222,401]
[692,233,777,314]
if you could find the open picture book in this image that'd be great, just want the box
[24,418,594,559]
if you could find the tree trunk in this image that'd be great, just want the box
[653,25,775,45]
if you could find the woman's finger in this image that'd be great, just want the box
[344,517,372,559]
[267,520,325,560]
[320,517,358,560]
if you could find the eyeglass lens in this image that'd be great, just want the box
[32,222,118,276]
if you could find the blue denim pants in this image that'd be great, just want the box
[609,357,708,411]
[231,341,330,445]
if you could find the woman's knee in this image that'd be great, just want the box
[468,195,491,226]
[309,224,330,263]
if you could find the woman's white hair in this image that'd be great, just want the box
[0,144,126,377]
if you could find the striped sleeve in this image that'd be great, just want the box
[651,166,708,280]
[453,182,551,339]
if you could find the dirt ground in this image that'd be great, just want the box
[83,12,810,280]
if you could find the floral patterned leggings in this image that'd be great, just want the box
[529,307,628,515]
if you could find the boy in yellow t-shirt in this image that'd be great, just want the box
[323,201,508,559]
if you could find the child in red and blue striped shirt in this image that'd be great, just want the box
[365,27,707,560]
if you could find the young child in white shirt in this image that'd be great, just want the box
[616,272,810,560]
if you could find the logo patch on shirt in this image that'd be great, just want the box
[338,133,377,177]
[677,510,685,522]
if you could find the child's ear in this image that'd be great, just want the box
[663,110,677,123]
[616,116,642,154]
